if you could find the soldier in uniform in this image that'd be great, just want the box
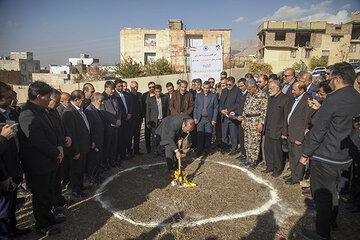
[239,78,268,169]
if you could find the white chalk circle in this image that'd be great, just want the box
[95,159,281,228]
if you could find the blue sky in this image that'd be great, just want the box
[0,0,359,67]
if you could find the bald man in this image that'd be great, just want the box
[57,92,70,117]
[298,71,318,100]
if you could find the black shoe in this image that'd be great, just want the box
[228,151,238,156]
[14,227,31,237]
[134,151,144,155]
[283,174,292,180]
[52,207,63,216]
[72,191,87,198]
[221,150,227,155]
[236,154,246,161]
[285,178,300,185]
[302,229,330,240]
[261,169,273,174]
[271,171,282,177]
[49,216,66,225]
[36,226,61,236]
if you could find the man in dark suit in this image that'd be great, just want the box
[165,82,174,103]
[283,82,314,185]
[193,81,218,157]
[155,114,195,174]
[85,93,105,184]
[142,81,156,154]
[220,76,242,155]
[113,79,133,160]
[169,80,194,116]
[237,78,247,160]
[281,68,297,98]
[101,81,121,167]
[0,82,31,238]
[56,92,70,117]
[82,83,95,109]
[146,84,169,155]
[47,89,69,209]
[130,81,143,155]
[263,81,293,177]
[19,81,65,236]
[298,71,319,100]
[62,90,91,198]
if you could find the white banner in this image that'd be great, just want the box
[190,44,223,83]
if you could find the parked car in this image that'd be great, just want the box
[355,66,360,75]
[310,67,326,75]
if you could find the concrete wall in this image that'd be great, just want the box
[0,70,21,85]
[15,68,248,104]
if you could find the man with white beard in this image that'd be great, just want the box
[262,81,293,177]
[84,92,105,184]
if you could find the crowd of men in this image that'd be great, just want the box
[0,61,359,239]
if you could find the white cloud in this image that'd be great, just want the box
[341,4,351,9]
[233,17,245,23]
[253,1,350,25]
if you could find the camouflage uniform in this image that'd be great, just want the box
[242,89,268,163]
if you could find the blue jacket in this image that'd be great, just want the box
[193,91,219,122]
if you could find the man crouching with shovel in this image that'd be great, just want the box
[155,114,196,187]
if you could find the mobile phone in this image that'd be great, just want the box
[353,116,360,129]
[5,120,16,125]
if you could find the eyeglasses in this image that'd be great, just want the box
[226,84,232,86]
[149,86,154,89]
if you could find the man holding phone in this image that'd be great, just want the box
[0,81,31,239]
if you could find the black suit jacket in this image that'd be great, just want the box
[85,104,105,150]
[146,95,169,128]
[62,103,91,156]
[101,92,121,126]
[48,108,65,147]
[287,93,314,143]
[264,92,294,139]
[220,86,242,117]
[239,90,247,115]
[284,79,298,98]
[19,101,60,174]
[0,109,22,180]
[155,114,191,152]
[56,104,66,117]
[113,90,133,120]
[131,91,143,118]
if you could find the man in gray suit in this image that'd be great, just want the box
[155,114,195,175]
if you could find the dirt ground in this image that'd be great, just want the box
[16,146,360,240]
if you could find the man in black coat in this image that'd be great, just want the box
[0,82,31,238]
[142,81,156,153]
[85,93,105,184]
[146,85,169,155]
[263,81,293,177]
[155,114,194,174]
[19,81,65,236]
[101,81,121,167]
[62,90,91,198]
[281,68,297,98]
[283,82,314,185]
[82,83,95,110]
[129,81,143,155]
[219,77,242,155]
[113,79,133,160]
[237,78,247,160]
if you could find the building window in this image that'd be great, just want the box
[22,75,27,82]
[144,53,156,64]
[305,49,310,58]
[332,36,342,42]
[275,32,286,41]
[335,25,342,30]
[144,34,156,46]
[217,36,224,46]
[186,35,203,47]
[322,50,330,57]
[21,63,26,70]
[29,73,32,81]
[290,49,296,58]
[350,43,356,53]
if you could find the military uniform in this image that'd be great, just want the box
[242,89,268,163]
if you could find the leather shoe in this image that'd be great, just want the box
[36,226,61,236]
[49,216,66,225]
[302,228,330,240]
[261,169,273,174]
[285,178,299,185]
[271,171,282,177]
[283,174,292,181]
[14,227,31,237]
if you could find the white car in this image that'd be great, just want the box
[310,67,326,75]
[355,66,360,75]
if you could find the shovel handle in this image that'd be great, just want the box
[177,141,182,183]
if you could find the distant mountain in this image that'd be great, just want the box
[231,37,258,57]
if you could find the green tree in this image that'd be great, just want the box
[248,63,272,77]
[115,57,143,78]
[144,57,174,76]
[310,56,328,69]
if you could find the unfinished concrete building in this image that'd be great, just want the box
[257,12,360,73]
[120,20,231,72]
